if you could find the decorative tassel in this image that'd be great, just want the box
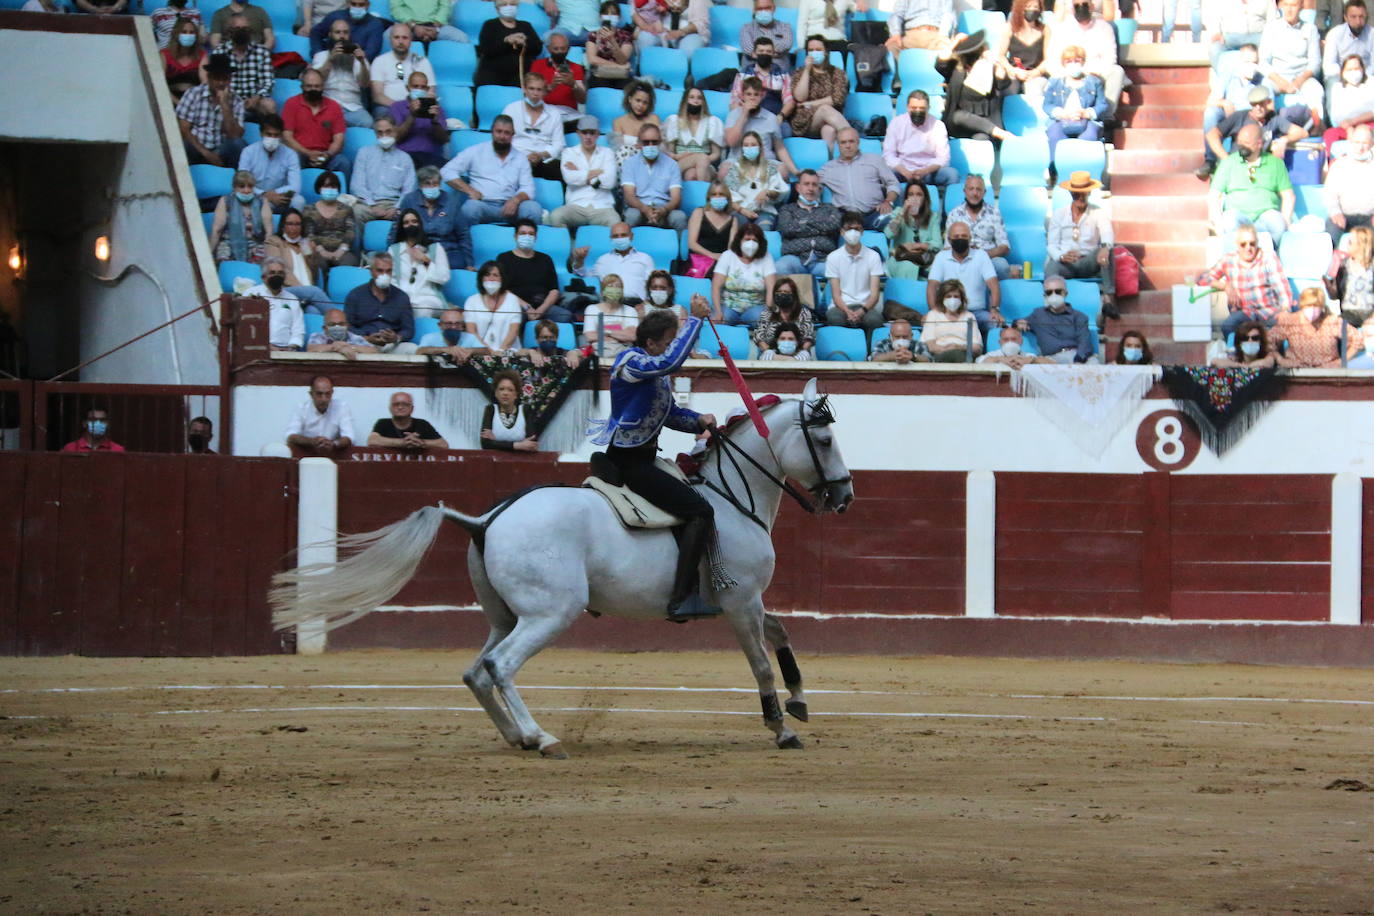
[707,530,738,591]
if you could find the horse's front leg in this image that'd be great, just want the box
[763,612,808,722]
[725,601,802,750]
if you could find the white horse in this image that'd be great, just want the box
[271,378,855,757]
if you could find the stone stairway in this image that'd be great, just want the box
[1105,63,1213,364]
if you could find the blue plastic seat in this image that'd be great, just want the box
[1115,17,1138,45]
[444,269,479,304]
[708,6,751,49]
[369,0,391,19]
[303,312,324,340]
[950,138,995,180]
[846,49,895,95]
[218,260,261,291]
[1009,231,1048,279]
[702,90,732,119]
[436,84,475,129]
[690,47,740,81]
[640,46,688,89]
[843,92,894,125]
[858,137,883,158]
[672,274,712,303]
[860,230,888,260]
[475,85,523,129]
[533,177,564,212]
[1278,231,1334,278]
[271,77,298,110]
[764,230,783,260]
[783,137,831,171]
[680,180,710,213]
[257,0,298,33]
[883,278,927,314]
[575,224,613,264]
[202,212,215,237]
[814,326,867,361]
[300,169,348,204]
[999,279,1043,323]
[190,164,234,200]
[413,316,440,343]
[536,226,572,268]
[1001,94,1047,135]
[428,42,477,86]
[958,8,1007,37]
[326,265,372,302]
[1065,279,1102,331]
[472,224,514,265]
[1294,184,1328,220]
[275,32,310,58]
[585,87,624,131]
[341,127,377,166]
[632,226,679,266]
[447,129,490,156]
[654,90,685,122]
[516,3,552,35]
[897,49,944,97]
[997,186,1051,230]
[522,321,577,349]
[452,0,489,37]
[362,219,393,255]
[998,133,1050,187]
[774,5,798,35]
[1053,138,1107,181]
[715,324,752,359]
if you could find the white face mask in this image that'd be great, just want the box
[1347,69,1366,86]
[741,239,759,257]
[1240,340,1261,357]
[499,3,517,17]
[777,338,797,355]
[1236,62,1258,81]
[943,296,963,310]
[483,280,502,294]
[261,136,280,152]
[843,229,862,246]
[893,337,911,349]
[374,273,392,289]
[1305,305,1325,322]
[1065,63,1085,79]
[1000,340,1021,357]
[649,289,670,305]
[1045,292,1067,310]
[377,135,396,150]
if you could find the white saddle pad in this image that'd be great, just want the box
[583,458,687,529]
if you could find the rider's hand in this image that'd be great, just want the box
[697,413,717,430]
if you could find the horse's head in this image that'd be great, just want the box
[779,378,854,515]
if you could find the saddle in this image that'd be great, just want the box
[584,452,686,529]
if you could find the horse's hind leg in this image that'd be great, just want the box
[482,609,580,758]
[763,613,808,723]
[727,602,802,750]
[462,546,523,747]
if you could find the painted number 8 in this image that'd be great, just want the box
[1153,416,1185,464]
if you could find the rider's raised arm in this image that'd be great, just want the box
[616,316,704,382]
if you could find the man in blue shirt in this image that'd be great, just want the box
[350,115,418,224]
[237,114,302,213]
[310,0,390,59]
[1014,275,1097,364]
[439,115,543,266]
[343,252,418,353]
[394,164,463,268]
[620,123,687,230]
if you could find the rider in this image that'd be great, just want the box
[588,308,720,622]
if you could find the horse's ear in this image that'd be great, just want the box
[802,377,820,405]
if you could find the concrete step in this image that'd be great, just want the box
[1110,147,1206,173]
[1112,127,1199,150]
[1122,82,1212,107]
[1114,220,1210,244]
[1123,65,1212,85]
[1118,105,1205,129]
[1110,195,1208,222]
[1110,173,1207,196]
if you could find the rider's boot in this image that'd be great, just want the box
[666,517,723,623]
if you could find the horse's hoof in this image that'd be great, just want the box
[519,740,540,751]
[785,699,809,722]
[777,734,804,750]
[540,742,568,759]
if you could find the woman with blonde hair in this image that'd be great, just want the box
[664,86,723,181]
[723,130,787,230]
[582,272,643,358]
[1325,225,1374,327]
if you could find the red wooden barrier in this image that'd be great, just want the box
[0,452,295,656]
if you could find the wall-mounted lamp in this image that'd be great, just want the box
[6,242,22,277]
[94,235,110,262]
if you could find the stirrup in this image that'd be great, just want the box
[666,592,723,624]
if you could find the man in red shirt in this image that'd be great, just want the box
[281,68,351,173]
[529,31,586,132]
[61,407,126,453]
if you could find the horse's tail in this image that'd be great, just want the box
[270,504,466,633]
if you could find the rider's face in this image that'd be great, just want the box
[643,328,676,356]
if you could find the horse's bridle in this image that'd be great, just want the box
[702,396,852,530]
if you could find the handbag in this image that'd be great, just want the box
[1113,245,1140,297]
[687,253,716,278]
[591,62,632,80]
[1323,250,1348,300]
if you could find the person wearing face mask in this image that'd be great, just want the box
[1111,330,1153,366]
[824,212,887,331]
[583,273,643,358]
[633,0,709,58]
[309,0,387,61]
[1323,124,1374,244]
[1015,278,1098,364]
[1266,286,1347,367]
[883,90,960,191]
[1323,1,1374,95]
[883,181,942,285]
[312,19,374,128]
[922,280,983,362]
[244,256,306,350]
[997,0,1050,106]
[497,219,574,322]
[209,171,274,264]
[643,271,693,322]
[368,391,451,450]
[1323,56,1374,158]
[498,71,566,181]
[549,116,621,230]
[569,222,656,301]
[62,408,125,453]
[307,308,379,357]
[685,180,740,277]
[729,37,795,122]
[386,208,451,317]
[664,87,724,182]
[350,116,418,224]
[186,417,216,454]
[790,36,851,155]
[416,308,488,362]
[530,31,589,126]
[153,0,203,49]
[585,0,635,89]
[1325,224,1374,324]
[441,116,545,267]
[1202,86,1312,177]
[622,126,689,233]
[464,261,526,352]
[476,0,543,88]
[936,30,1016,143]
[343,252,420,352]
[753,277,816,352]
[945,174,1011,280]
[723,79,799,179]
[263,208,333,313]
[1046,171,1116,317]
[209,0,273,50]
[1046,0,1123,117]
[977,325,1053,368]
[713,224,777,326]
[519,317,586,367]
[1209,122,1296,242]
[1043,45,1110,163]
[1198,45,1266,177]
[1197,226,1293,337]
[927,221,1003,335]
[162,16,208,101]
[1210,319,1280,368]
[208,12,276,119]
[1258,0,1325,115]
[885,0,956,53]
[739,0,794,68]
[389,72,450,170]
[868,318,929,364]
[722,130,789,230]
[238,115,304,214]
[761,322,814,362]
[303,171,362,279]
[774,169,842,280]
[393,166,462,266]
[178,54,246,167]
[283,69,351,173]
[368,22,435,114]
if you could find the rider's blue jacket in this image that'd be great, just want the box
[587,316,704,448]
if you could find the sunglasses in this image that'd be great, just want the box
[1243,334,1262,341]
[1237,241,1259,249]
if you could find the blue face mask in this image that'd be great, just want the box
[516,233,536,250]
[348,5,365,19]
[441,327,463,345]
[410,88,426,99]
[710,195,729,211]
[612,236,631,251]
[808,49,826,65]
[87,419,107,437]
[1122,346,1143,363]
[642,145,660,161]
[538,339,558,355]
[178,32,197,47]
[742,145,760,161]
[755,10,773,25]
[319,187,340,201]
[421,185,441,200]
[235,190,254,203]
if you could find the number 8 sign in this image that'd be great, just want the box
[1135,409,1201,471]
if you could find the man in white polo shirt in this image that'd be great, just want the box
[824,211,886,330]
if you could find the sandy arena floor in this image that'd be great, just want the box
[2,649,1372,915]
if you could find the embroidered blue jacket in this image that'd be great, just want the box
[588,317,704,447]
